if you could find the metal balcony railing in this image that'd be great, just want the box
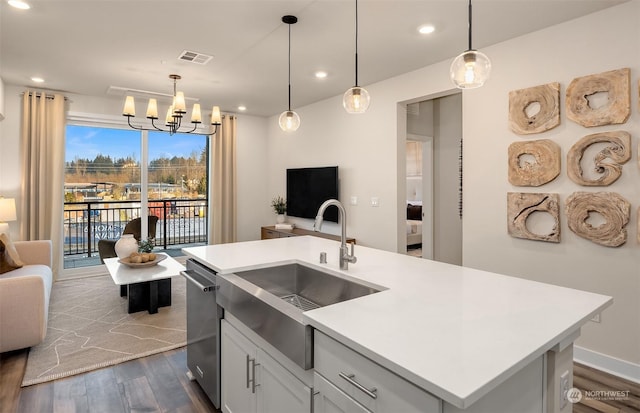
[64,198,208,257]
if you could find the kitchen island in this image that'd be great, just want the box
[184,236,612,413]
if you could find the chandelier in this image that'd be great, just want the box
[122,74,221,136]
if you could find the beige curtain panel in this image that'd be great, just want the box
[209,115,237,244]
[20,91,66,280]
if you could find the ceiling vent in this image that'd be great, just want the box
[178,50,213,65]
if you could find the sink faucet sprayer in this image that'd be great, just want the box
[314,199,357,270]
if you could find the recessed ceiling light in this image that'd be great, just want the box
[31,77,44,83]
[8,0,30,9]
[315,71,328,79]
[238,105,247,111]
[418,24,435,35]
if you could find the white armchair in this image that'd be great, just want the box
[0,240,53,353]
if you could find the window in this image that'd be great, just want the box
[64,125,208,269]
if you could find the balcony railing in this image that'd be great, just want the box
[64,198,208,257]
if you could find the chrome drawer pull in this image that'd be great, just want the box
[246,355,251,389]
[339,372,378,399]
[180,270,215,292]
[250,358,260,394]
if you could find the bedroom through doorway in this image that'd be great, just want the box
[404,93,462,265]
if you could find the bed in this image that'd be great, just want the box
[406,202,422,247]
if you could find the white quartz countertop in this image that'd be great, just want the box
[183,236,612,409]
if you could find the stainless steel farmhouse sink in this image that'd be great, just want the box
[217,263,382,370]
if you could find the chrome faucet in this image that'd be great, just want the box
[314,199,357,270]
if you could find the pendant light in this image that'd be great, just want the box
[279,15,300,132]
[343,0,370,113]
[450,0,491,89]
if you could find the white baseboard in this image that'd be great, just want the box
[574,346,640,384]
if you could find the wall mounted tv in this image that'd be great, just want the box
[286,166,339,223]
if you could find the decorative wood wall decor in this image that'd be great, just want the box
[565,191,630,247]
[566,68,630,127]
[507,192,560,243]
[567,131,631,186]
[508,139,561,186]
[509,82,560,134]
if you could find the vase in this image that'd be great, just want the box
[115,234,138,258]
[276,214,286,224]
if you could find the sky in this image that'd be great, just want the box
[65,125,207,163]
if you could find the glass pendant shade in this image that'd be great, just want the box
[343,86,370,114]
[279,110,300,132]
[450,50,491,89]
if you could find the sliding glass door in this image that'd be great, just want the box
[63,125,208,272]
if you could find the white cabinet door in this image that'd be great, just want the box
[314,372,372,413]
[222,319,312,413]
[221,320,258,413]
[257,348,311,413]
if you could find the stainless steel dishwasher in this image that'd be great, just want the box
[182,258,223,409]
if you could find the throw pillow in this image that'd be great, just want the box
[0,238,20,274]
[0,233,24,269]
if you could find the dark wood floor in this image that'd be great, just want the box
[1,347,638,413]
[573,363,640,413]
[0,347,219,413]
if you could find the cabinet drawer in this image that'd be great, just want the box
[314,331,441,413]
[314,372,372,413]
[261,228,280,239]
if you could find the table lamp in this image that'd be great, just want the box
[0,198,17,235]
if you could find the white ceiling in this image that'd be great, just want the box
[0,0,628,117]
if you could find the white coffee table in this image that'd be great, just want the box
[104,253,185,314]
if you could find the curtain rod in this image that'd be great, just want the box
[21,91,68,100]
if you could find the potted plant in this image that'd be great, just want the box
[271,196,287,224]
[138,237,155,253]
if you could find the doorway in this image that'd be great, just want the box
[404,93,462,265]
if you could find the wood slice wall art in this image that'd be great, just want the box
[565,192,630,247]
[566,68,630,127]
[508,139,561,186]
[507,192,560,243]
[509,82,560,134]
[566,131,631,186]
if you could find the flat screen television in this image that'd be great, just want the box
[286,166,339,223]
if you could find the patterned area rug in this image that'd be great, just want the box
[21,274,186,386]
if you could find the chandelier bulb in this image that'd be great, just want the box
[211,106,222,125]
[146,99,158,119]
[191,104,202,123]
[174,91,186,114]
[123,96,136,117]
